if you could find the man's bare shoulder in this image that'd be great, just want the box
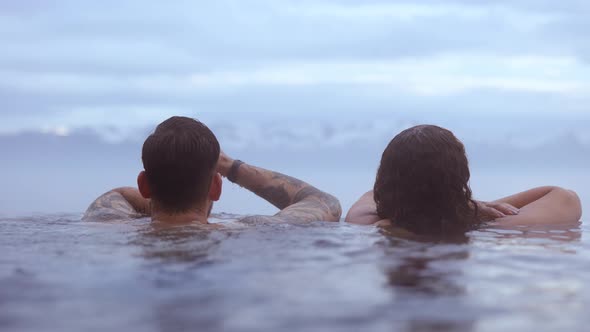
[83,191,143,221]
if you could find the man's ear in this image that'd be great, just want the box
[209,173,222,202]
[137,171,151,199]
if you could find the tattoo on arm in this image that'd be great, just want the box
[240,196,341,224]
[236,166,342,222]
[248,171,306,209]
[82,191,143,221]
[284,187,342,221]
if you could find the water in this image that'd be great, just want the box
[1,214,587,332]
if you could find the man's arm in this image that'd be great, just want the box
[82,187,151,221]
[218,152,341,222]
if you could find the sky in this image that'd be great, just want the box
[1,0,589,215]
[1,0,589,136]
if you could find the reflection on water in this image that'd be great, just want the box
[480,222,582,242]
[135,224,225,263]
[0,214,587,332]
[384,249,469,297]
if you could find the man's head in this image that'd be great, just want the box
[138,116,221,214]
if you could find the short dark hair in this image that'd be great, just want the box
[373,125,479,236]
[142,116,220,213]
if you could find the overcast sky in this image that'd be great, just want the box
[1,0,589,137]
[1,0,590,215]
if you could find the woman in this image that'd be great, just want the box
[345,125,582,235]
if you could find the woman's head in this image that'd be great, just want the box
[373,125,478,235]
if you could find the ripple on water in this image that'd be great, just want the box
[0,215,588,332]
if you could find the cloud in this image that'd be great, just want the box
[288,1,558,28]
[40,125,70,137]
[188,55,590,95]
[1,54,587,99]
[0,0,589,135]
[0,0,586,72]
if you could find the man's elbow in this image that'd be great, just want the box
[322,193,342,222]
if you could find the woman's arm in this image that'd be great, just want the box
[493,186,582,226]
[345,190,519,225]
[345,191,382,225]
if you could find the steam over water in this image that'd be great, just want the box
[0,214,588,332]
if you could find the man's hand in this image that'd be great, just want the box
[216,150,234,177]
[476,200,519,221]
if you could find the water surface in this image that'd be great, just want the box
[0,214,587,332]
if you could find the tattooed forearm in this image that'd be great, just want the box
[292,187,341,219]
[232,163,342,222]
[82,191,144,221]
[248,172,308,209]
[87,191,135,212]
[241,199,340,224]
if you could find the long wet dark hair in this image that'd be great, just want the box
[373,125,479,235]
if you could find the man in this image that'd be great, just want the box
[83,116,341,224]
